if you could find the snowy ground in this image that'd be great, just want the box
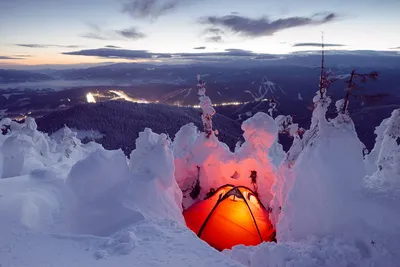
[2,219,244,267]
[0,89,399,266]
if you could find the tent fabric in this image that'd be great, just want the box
[183,184,275,251]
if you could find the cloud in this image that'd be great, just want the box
[122,0,188,19]
[81,33,109,40]
[105,45,121,48]
[63,48,159,59]
[116,27,146,40]
[204,28,225,35]
[16,44,81,48]
[199,12,338,38]
[177,49,261,57]
[13,54,32,58]
[224,48,253,55]
[290,50,400,57]
[193,46,206,50]
[82,23,146,41]
[81,22,108,40]
[62,48,281,61]
[253,54,283,60]
[293,42,345,47]
[206,36,223,43]
[0,56,24,60]
[202,27,225,42]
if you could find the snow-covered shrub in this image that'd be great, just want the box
[173,123,202,198]
[1,134,45,178]
[0,118,97,178]
[1,118,53,178]
[56,125,81,160]
[174,112,280,209]
[365,109,400,192]
[173,124,231,208]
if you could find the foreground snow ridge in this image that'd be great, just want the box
[0,104,399,266]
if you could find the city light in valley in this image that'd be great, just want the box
[86,90,270,108]
[86,93,96,103]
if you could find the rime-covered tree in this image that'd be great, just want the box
[58,125,80,159]
[197,74,216,138]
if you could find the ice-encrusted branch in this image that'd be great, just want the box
[342,69,379,114]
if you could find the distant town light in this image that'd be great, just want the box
[86,92,96,103]
[109,90,149,104]
[84,89,270,108]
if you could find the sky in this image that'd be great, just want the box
[0,0,399,67]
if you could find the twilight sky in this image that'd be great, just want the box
[0,0,399,66]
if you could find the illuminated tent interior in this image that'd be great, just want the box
[183,184,276,251]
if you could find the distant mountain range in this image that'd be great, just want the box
[0,69,54,83]
[1,52,400,86]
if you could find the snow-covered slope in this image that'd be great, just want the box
[1,92,399,266]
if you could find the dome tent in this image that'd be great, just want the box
[183,184,276,251]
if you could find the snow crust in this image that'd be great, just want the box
[1,98,399,266]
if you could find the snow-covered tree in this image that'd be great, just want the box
[57,125,80,159]
[197,74,216,138]
[1,118,49,178]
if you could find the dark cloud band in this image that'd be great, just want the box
[199,13,338,38]
[122,0,189,19]
[0,56,25,60]
[82,24,146,41]
[293,43,345,47]
[16,44,81,49]
[62,48,280,60]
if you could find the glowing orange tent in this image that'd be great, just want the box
[183,184,276,251]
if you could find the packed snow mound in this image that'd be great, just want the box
[0,172,70,234]
[67,149,129,203]
[224,235,397,267]
[1,219,245,267]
